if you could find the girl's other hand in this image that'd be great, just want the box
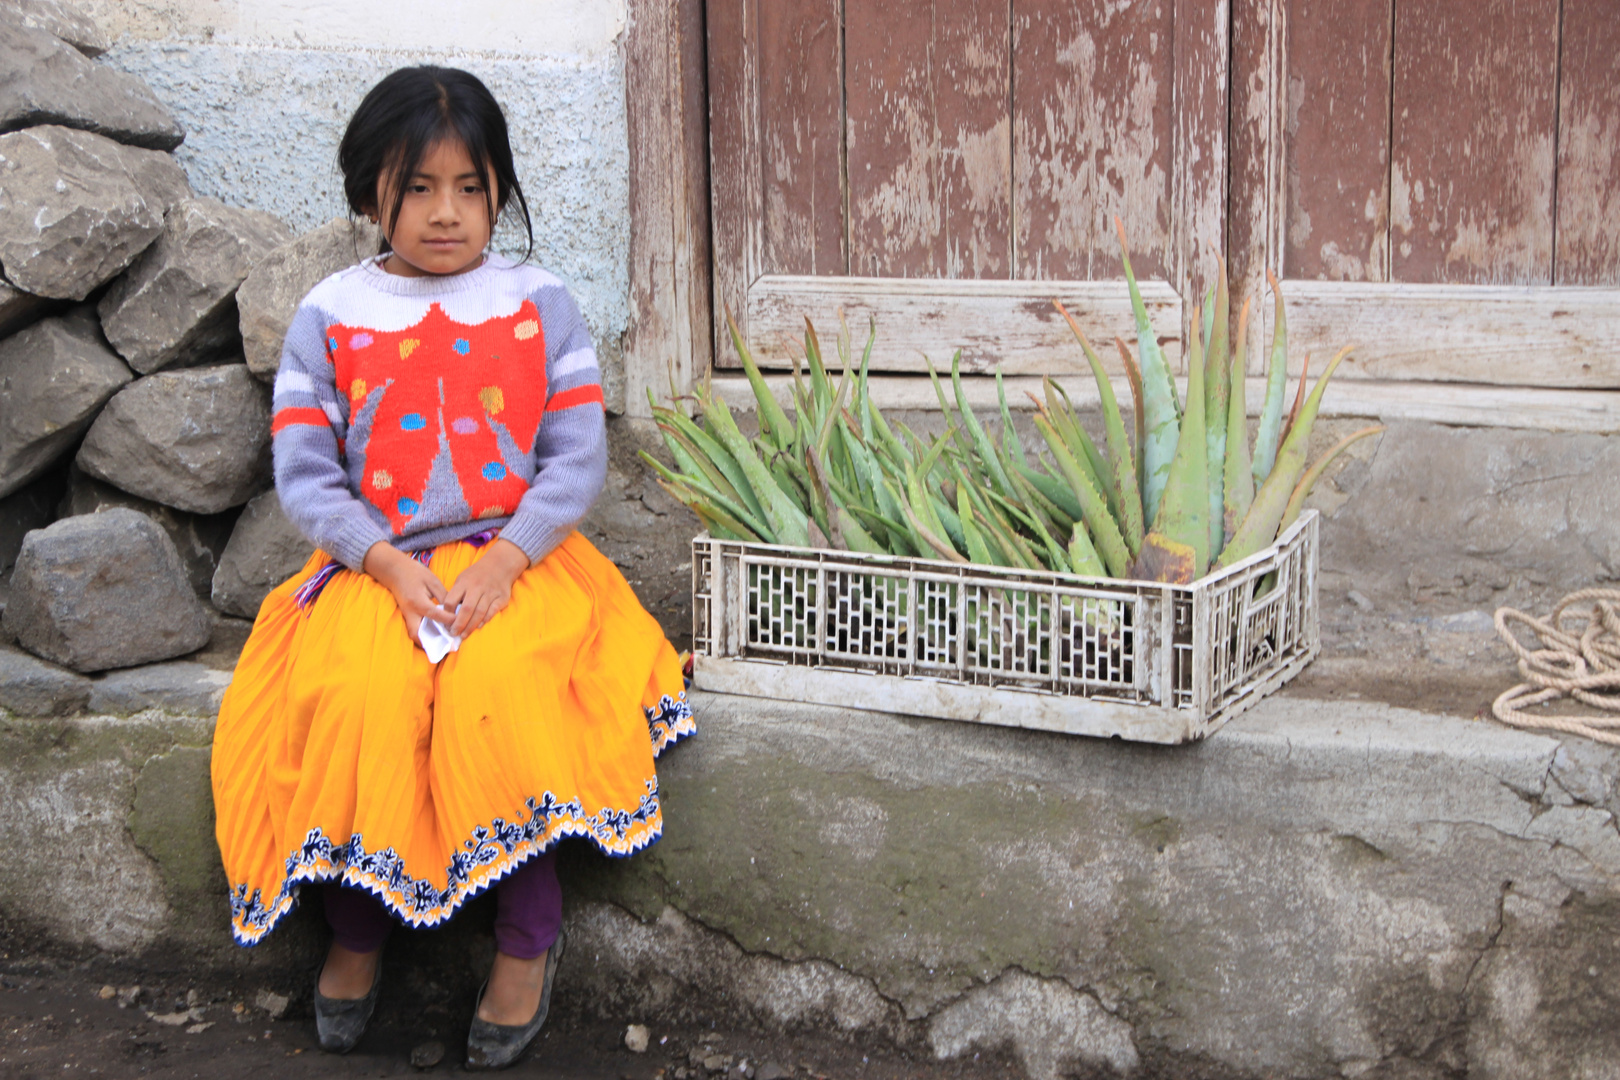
[443,538,530,637]
[362,542,452,644]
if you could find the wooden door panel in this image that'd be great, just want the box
[746,274,1182,376]
[1282,0,1391,282]
[845,0,1011,280]
[1010,0,1174,282]
[759,0,847,277]
[1556,0,1620,285]
[1390,0,1559,285]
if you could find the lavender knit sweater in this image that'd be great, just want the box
[270,254,606,571]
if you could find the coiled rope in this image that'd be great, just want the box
[1492,589,1620,745]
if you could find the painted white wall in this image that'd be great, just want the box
[82,0,632,393]
[79,0,626,58]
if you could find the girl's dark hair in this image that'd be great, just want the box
[338,66,534,261]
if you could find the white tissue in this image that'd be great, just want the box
[418,614,462,663]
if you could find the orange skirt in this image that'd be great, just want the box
[211,532,693,946]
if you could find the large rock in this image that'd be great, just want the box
[210,489,314,617]
[0,305,133,498]
[75,363,271,514]
[238,216,380,380]
[0,20,183,150]
[0,642,91,715]
[88,660,231,716]
[59,463,238,597]
[0,125,191,300]
[98,198,292,373]
[3,507,211,672]
[3,0,108,56]
[0,275,52,336]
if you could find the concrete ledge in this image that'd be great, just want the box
[2,693,1617,1079]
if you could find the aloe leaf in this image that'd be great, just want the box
[931,485,967,552]
[653,471,763,543]
[1115,216,1179,524]
[995,368,1028,468]
[1114,336,1146,487]
[669,402,766,522]
[900,494,967,563]
[1041,379,1108,503]
[833,505,885,554]
[1252,269,1291,484]
[847,503,913,553]
[1067,521,1107,578]
[676,492,757,542]
[1054,302,1145,558]
[725,308,792,453]
[948,353,1016,497]
[641,451,775,542]
[1201,283,1217,352]
[1280,425,1384,531]
[700,391,811,547]
[1222,300,1256,545]
[1032,414,1131,578]
[804,317,832,414]
[653,418,709,485]
[1204,254,1231,560]
[997,473,1070,571]
[1217,346,1353,568]
[1006,462,1075,532]
[1281,350,1311,449]
[657,421,745,508]
[950,479,995,565]
[1135,302,1210,581]
[965,487,1040,570]
[1012,460,1084,523]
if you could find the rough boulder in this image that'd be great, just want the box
[75,364,272,515]
[3,507,212,672]
[0,125,190,300]
[0,306,133,498]
[99,197,293,373]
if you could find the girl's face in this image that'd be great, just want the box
[372,138,496,277]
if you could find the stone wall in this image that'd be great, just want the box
[0,2,323,684]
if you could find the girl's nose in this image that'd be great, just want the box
[429,189,458,225]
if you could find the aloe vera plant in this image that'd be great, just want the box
[645,231,1378,587]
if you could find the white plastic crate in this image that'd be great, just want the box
[691,510,1320,743]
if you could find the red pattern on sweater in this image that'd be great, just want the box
[328,300,549,536]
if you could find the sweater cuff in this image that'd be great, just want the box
[498,513,565,566]
[328,514,393,572]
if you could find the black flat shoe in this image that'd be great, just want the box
[313,956,382,1054]
[464,925,566,1071]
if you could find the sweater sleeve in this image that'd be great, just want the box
[498,282,608,564]
[270,303,393,571]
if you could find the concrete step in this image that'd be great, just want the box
[1,689,1615,1079]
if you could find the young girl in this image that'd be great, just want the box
[211,66,693,1070]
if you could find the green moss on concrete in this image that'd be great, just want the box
[131,744,228,935]
[569,747,1157,1016]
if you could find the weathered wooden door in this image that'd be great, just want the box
[707,0,1231,373]
[1230,0,1620,399]
[708,0,1620,401]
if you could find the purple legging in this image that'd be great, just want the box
[323,849,561,959]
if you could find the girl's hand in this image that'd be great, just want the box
[443,538,530,637]
[362,542,452,645]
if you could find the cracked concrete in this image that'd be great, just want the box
[1,690,1617,1078]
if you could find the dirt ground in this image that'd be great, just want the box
[0,958,1021,1080]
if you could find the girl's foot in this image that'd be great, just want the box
[476,949,549,1026]
[318,942,382,1000]
[314,943,384,1054]
[465,927,565,1071]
